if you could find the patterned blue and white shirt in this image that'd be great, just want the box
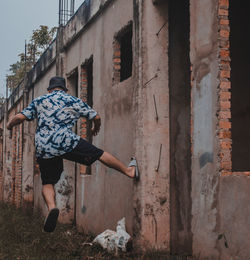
[21,90,97,158]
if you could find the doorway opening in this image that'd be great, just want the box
[169,0,192,255]
[230,0,250,171]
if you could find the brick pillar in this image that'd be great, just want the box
[218,0,232,175]
[112,39,121,84]
[15,121,23,207]
[80,66,88,175]
[10,105,23,207]
[11,114,17,205]
[34,158,40,178]
[0,128,3,201]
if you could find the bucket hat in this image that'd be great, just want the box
[47,76,68,91]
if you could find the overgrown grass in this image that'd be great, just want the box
[0,203,118,260]
[0,203,187,260]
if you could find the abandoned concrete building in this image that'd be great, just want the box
[0,0,249,258]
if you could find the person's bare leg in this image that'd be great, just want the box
[99,151,135,178]
[42,184,56,211]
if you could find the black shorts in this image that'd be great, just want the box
[37,138,104,185]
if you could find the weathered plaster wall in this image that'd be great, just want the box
[65,0,135,234]
[22,89,36,207]
[0,0,171,251]
[22,126,36,205]
[63,0,111,49]
[190,0,220,258]
[1,0,250,256]
[218,174,250,259]
[217,1,250,259]
[133,0,170,249]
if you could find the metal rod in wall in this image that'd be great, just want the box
[155,144,162,172]
[153,94,159,122]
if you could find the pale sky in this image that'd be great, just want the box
[0,0,84,97]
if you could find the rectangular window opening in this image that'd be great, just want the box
[230,0,250,171]
[120,27,133,81]
[113,23,133,84]
[67,69,79,98]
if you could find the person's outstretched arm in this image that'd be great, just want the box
[91,114,101,136]
[7,113,27,130]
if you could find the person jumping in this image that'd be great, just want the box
[7,76,139,233]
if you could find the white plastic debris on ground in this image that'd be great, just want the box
[93,218,131,252]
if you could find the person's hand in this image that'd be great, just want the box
[6,114,26,130]
[9,129,12,139]
[7,122,12,130]
[91,126,100,136]
[7,121,13,139]
[91,115,101,136]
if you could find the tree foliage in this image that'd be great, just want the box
[6,25,57,93]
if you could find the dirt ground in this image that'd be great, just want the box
[0,203,188,260]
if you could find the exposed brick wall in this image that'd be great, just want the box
[80,66,88,175]
[11,108,17,205]
[218,0,232,176]
[113,39,121,84]
[15,103,23,207]
[0,124,3,200]
[112,22,133,84]
[10,103,23,207]
[34,158,40,178]
[14,123,22,207]
[80,66,88,137]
